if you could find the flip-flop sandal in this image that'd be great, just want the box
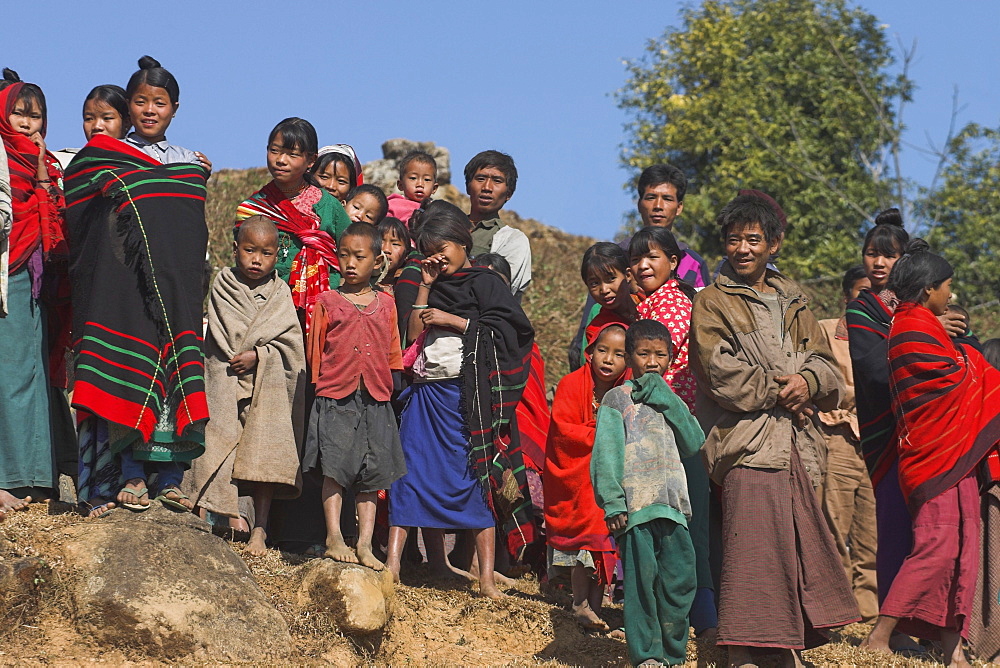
[119,484,150,511]
[155,486,192,512]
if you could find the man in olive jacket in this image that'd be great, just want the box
[690,195,858,667]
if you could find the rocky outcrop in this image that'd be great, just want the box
[363,139,452,194]
[56,505,290,661]
[295,558,395,636]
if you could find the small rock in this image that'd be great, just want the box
[295,558,395,635]
[57,505,290,660]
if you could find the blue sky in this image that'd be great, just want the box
[14,1,999,240]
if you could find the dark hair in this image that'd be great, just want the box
[267,117,318,155]
[581,242,628,283]
[84,85,129,129]
[416,201,474,256]
[738,189,787,232]
[593,323,627,347]
[982,339,1000,371]
[463,150,517,195]
[636,164,687,201]
[339,221,383,256]
[841,265,868,297]
[237,215,279,244]
[1,68,47,129]
[377,216,411,250]
[716,194,783,243]
[472,252,512,286]
[863,207,910,258]
[346,184,389,223]
[309,151,357,187]
[409,198,446,238]
[947,304,971,333]
[625,319,673,358]
[886,239,954,304]
[125,56,180,104]
[628,226,696,301]
[398,151,437,178]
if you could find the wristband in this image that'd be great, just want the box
[420,282,433,289]
[412,305,429,310]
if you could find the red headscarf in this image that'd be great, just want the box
[0,82,66,272]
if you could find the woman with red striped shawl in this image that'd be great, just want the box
[863,241,1000,667]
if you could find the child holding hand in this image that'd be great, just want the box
[591,319,706,666]
[387,151,438,224]
[545,323,628,632]
[305,222,406,569]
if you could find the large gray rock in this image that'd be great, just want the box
[363,138,452,195]
[295,558,395,636]
[57,505,290,660]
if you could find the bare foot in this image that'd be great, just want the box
[572,600,609,632]
[478,582,506,600]
[247,527,268,556]
[117,478,149,509]
[469,562,516,587]
[356,545,385,571]
[0,490,31,521]
[325,535,359,564]
[727,645,759,668]
[859,634,893,655]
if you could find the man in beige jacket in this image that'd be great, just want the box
[691,194,858,667]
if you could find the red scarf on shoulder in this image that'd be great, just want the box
[0,83,66,271]
[889,302,1000,512]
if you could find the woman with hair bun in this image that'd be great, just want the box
[123,56,210,170]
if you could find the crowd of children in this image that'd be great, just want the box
[3,55,1000,667]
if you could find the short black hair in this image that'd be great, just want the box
[863,207,910,259]
[346,184,389,223]
[841,265,868,297]
[339,221,383,256]
[377,216,411,249]
[267,117,318,156]
[84,84,129,132]
[625,319,673,358]
[464,150,517,195]
[309,151,357,187]
[398,151,437,178]
[886,239,954,304]
[581,242,628,283]
[416,201,474,256]
[716,195,782,243]
[126,56,180,104]
[237,215,279,244]
[472,252,511,286]
[636,164,687,201]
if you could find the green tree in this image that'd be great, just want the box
[617,0,909,278]
[922,123,1000,307]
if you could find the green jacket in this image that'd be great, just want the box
[591,372,706,537]
[274,190,351,288]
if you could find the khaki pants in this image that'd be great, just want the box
[821,428,879,621]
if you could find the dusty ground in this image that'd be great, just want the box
[0,501,992,666]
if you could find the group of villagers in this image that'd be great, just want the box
[2,54,1000,668]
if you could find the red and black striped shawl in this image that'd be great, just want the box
[888,301,1000,512]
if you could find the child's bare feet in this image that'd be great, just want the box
[356,544,385,571]
[571,600,609,632]
[0,490,31,521]
[325,535,359,564]
[247,527,268,556]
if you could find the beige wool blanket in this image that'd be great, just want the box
[184,268,306,517]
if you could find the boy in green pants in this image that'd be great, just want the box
[591,319,706,665]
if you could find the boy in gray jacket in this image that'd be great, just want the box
[591,319,706,666]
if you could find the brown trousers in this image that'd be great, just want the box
[821,428,879,621]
